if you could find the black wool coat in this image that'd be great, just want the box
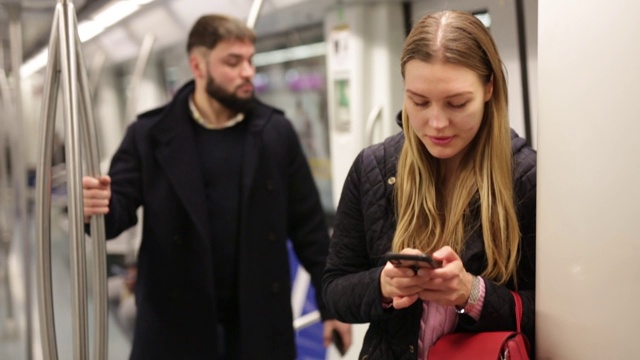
[323,130,536,359]
[103,81,331,359]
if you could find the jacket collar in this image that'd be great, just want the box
[147,80,276,240]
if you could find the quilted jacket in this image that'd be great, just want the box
[323,129,536,359]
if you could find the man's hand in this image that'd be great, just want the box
[82,175,111,223]
[323,319,352,356]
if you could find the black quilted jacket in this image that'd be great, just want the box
[323,130,536,359]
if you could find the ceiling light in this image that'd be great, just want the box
[92,1,140,29]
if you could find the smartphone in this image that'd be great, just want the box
[383,252,442,269]
[332,329,346,356]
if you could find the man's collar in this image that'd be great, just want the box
[189,95,244,130]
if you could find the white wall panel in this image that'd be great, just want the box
[538,1,640,358]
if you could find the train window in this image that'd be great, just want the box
[473,10,492,29]
[253,25,334,219]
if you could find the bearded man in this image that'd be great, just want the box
[82,14,350,360]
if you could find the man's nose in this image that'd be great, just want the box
[240,61,255,78]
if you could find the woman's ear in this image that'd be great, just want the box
[484,74,494,102]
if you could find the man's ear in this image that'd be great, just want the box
[189,52,206,79]
[484,74,494,102]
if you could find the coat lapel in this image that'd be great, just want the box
[149,82,211,242]
[240,102,272,205]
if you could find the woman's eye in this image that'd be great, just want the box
[412,100,428,107]
[450,102,468,109]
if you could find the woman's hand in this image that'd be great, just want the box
[380,248,426,309]
[415,246,473,308]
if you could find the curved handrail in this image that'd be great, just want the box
[35,7,62,360]
[293,310,321,331]
[124,33,155,125]
[364,105,383,147]
[36,0,108,359]
[74,7,108,360]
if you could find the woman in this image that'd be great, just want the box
[322,10,536,359]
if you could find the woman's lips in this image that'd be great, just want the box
[429,136,454,145]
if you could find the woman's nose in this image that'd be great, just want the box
[428,107,448,129]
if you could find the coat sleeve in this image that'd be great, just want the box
[322,150,394,323]
[457,148,537,349]
[102,122,144,239]
[281,119,334,320]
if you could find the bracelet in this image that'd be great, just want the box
[455,275,480,314]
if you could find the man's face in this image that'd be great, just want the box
[202,40,256,112]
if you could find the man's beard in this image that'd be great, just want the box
[205,73,254,114]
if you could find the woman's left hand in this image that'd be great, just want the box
[413,246,474,308]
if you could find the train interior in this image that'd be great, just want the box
[0,0,539,359]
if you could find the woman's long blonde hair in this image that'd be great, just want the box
[392,11,519,285]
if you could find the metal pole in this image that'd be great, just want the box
[88,51,106,101]
[364,105,382,147]
[73,9,108,360]
[37,1,109,359]
[35,5,62,360]
[0,67,17,339]
[8,4,34,359]
[125,33,155,124]
[293,310,321,331]
[58,0,89,357]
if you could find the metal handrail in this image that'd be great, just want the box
[74,8,108,360]
[124,33,155,124]
[88,51,106,100]
[35,1,108,359]
[0,67,16,340]
[6,4,34,358]
[293,310,321,331]
[364,105,383,147]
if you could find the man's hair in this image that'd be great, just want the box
[186,14,256,53]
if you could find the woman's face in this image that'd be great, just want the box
[404,60,492,169]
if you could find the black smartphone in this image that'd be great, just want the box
[332,329,346,356]
[383,252,442,269]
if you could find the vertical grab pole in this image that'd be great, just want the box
[7,4,33,358]
[59,0,89,358]
[73,9,108,360]
[36,1,109,359]
[35,5,62,360]
[0,66,16,339]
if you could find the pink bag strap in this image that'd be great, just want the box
[511,291,523,332]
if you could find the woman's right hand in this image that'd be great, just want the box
[82,175,111,223]
[380,248,425,309]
